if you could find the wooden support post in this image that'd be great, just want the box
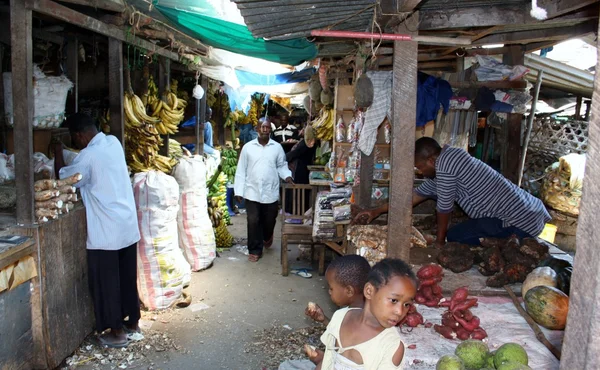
[575,96,583,120]
[584,100,591,121]
[456,56,465,73]
[65,37,78,114]
[560,18,600,368]
[11,0,35,225]
[358,150,374,208]
[502,45,525,66]
[517,71,543,187]
[195,75,207,155]
[388,14,418,261]
[158,56,170,156]
[108,38,124,145]
[504,113,523,184]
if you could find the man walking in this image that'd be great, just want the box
[54,113,141,348]
[234,117,293,262]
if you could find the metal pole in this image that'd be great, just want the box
[517,70,544,188]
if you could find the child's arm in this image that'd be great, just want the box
[304,345,324,365]
[391,342,405,367]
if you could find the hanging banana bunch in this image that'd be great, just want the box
[98,109,111,134]
[311,107,335,141]
[150,91,185,135]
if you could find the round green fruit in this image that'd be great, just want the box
[436,355,465,370]
[455,340,489,370]
[494,343,528,368]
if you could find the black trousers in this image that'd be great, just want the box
[87,244,141,333]
[245,199,279,257]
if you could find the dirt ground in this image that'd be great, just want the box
[71,214,333,370]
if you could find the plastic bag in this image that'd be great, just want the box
[335,118,346,143]
[0,154,14,184]
[346,118,356,143]
[384,120,391,144]
[333,204,352,224]
[474,55,530,81]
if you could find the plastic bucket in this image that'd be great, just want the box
[539,224,558,243]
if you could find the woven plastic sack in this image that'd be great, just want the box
[133,171,190,310]
[3,66,73,128]
[541,154,585,217]
[173,156,216,271]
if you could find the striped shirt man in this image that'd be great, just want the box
[415,146,551,237]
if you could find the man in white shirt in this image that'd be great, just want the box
[234,118,293,262]
[54,113,141,348]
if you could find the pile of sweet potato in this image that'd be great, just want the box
[434,286,487,340]
[415,263,444,307]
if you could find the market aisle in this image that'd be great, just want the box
[77,214,333,370]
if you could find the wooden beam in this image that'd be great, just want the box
[388,13,418,262]
[158,56,170,156]
[560,15,600,368]
[28,0,181,61]
[11,0,35,225]
[474,21,598,46]
[419,3,599,30]
[196,75,208,155]
[56,0,125,12]
[108,38,124,145]
[64,37,78,115]
[504,113,524,184]
[503,45,525,66]
[539,0,600,20]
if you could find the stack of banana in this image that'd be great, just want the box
[168,138,184,160]
[214,219,233,248]
[123,91,177,174]
[98,109,111,134]
[148,91,186,135]
[311,107,334,141]
[221,148,238,183]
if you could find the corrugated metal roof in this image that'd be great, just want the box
[233,0,376,40]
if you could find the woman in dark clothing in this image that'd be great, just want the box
[284,126,316,214]
[286,126,316,184]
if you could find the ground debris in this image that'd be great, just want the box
[62,329,181,369]
[245,324,325,370]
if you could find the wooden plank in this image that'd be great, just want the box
[388,14,418,262]
[65,36,78,115]
[108,38,124,145]
[29,0,180,62]
[449,80,528,90]
[0,239,35,271]
[12,0,35,226]
[196,75,208,155]
[358,151,374,208]
[474,21,598,46]
[504,113,523,184]
[419,2,599,30]
[0,281,35,369]
[502,45,525,66]
[158,56,170,156]
[56,0,125,12]
[560,16,600,368]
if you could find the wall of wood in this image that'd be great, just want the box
[10,206,93,369]
[0,281,35,368]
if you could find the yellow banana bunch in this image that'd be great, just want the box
[311,107,334,141]
[150,92,184,135]
[168,138,184,160]
[98,109,111,134]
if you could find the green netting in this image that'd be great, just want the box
[155,5,317,66]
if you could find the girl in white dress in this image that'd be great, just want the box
[315,258,417,370]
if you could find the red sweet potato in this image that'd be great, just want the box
[424,300,440,307]
[432,284,443,296]
[424,322,433,328]
[417,263,443,280]
[442,312,460,329]
[408,304,417,314]
[456,327,471,340]
[452,298,478,312]
[421,286,434,300]
[419,277,441,287]
[471,327,488,340]
[454,314,481,332]
[450,286,469,310]
[405,312,424,327]
[415,293,427,304]
[438,299,451,308]
[434,324,455,339]
[462,309,474,321]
